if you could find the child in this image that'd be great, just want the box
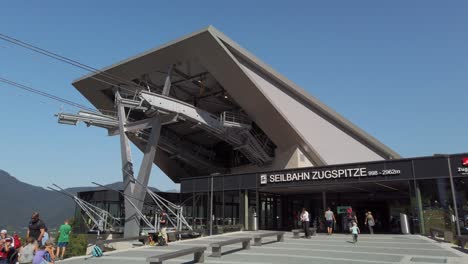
[148,233,157,246]
[350,222,360,244]
[32,244,47,264]
[56,219,72,260]
[43,240,55,263]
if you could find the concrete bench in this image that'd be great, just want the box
[430,227,453,242]
[209,237,251,257]
[96,235,148,251]
[292,228,317,238]
[253,232,284,246]
[164,230,202,242]
[457,235,468,248]
[147,246,206,264]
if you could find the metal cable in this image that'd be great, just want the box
[0,33,145,95]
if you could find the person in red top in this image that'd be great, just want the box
[0,240,4,263]
[346,207,358,232]
[12,233,21,250]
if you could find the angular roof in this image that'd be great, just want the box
[72,26,400,182]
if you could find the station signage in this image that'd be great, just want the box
[457,157,468,175]
[260,165,401,185]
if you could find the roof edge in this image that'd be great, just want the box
[72,25,215,85]
[207,27,400,159]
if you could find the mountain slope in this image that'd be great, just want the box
[0,169,163,233]
[0,169,75,232]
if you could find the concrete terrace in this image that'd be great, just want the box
[63,232,467,264]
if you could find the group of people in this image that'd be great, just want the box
[0,212,72,264]
[299,206,376,244]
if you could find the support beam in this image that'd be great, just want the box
[116,90,140,238]
[125,114,178,133]
[133,117,162,210]
[162,65,174,96]
[171,70,208,86]
[244,191,249,231]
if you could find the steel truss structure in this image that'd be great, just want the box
[57,70,274,237]
[48,184,121,234]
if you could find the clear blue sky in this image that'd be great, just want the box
[1,0,467,191]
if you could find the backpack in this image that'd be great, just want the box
[8,249,19,264]
[91,245,103,257]
[43,251,52,262]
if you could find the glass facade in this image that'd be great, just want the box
[179,154,468,237]
[453,178,468,234]
[73,154,468,238]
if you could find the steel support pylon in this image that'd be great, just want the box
[115,90,162,237]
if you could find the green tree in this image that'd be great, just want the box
[64,218,88,258]
[65,233,88,258]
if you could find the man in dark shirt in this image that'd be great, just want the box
[27,212,46,245]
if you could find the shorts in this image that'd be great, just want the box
[57,242,69,248]
[326,220,333,228]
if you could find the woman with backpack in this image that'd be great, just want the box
[365,211,375,234]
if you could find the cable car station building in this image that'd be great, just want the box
[60,26,468,237]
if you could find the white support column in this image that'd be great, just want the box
[244,191,249,231]
[115,90,140,238]
[162,65,173,96]
[134,116,162,209]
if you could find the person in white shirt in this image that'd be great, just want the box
[300,208,311,238]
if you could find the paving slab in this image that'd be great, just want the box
[61,232,467,264]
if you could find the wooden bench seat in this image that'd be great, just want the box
[292,228,317,238]
[147,246,206,264]
[253,232,285,246]
[209,237,251,257]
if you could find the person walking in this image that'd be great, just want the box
[159,210,168,245]
[324,207,336,235]
[346,207,358,233]
[350,222,360,245]
[27,213,47,246]
[365,211,375,234]
[56,219,72,260]
[300,208,311,239]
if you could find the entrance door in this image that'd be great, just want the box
[264,180,412,233]
[259,193,281,230]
